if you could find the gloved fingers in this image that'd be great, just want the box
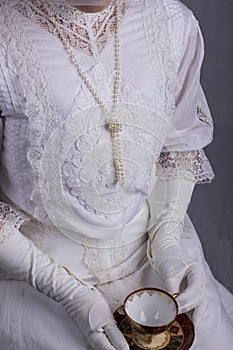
[164,273,184,297]
[176,263,205,314]
[88,330,117,350]
[158,259,186,296]
[89,301,114,332]
[104,322,130,350]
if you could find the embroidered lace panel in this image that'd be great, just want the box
[156,149,215,184]
[0,202,29,243]
[85,236,147,311]
[0,3,58,221]
[13,0,127,60]
[143,0,177,119]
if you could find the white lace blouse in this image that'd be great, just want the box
[0,0,215,248]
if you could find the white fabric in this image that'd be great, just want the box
[0,0,232,349]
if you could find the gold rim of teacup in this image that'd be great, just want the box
[124,287,179,331]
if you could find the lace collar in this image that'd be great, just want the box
[12,0,128,59]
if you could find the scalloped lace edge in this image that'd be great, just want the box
[156,149,215,184]
[0,202,30,243]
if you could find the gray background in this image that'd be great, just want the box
[182,0,233,292]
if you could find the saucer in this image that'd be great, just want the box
[113,306,195,350]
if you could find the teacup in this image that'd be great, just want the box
[124,288,178,349]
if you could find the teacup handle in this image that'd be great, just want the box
[172,292,180,299]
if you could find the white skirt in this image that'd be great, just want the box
[0,215,233,350]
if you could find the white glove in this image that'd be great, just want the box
[147,177,207,326]
[0,228,129,350]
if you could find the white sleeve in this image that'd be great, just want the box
[157,15,215,184]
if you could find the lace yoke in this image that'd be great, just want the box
[12,0,127,60]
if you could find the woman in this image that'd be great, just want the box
[0,0,232,349]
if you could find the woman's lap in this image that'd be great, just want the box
[0,216,233,350]
[0,279,87,350]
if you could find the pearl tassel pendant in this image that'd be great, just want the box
[43,0,125,186]
[107,118,124,185]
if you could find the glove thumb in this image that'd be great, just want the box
[157,259,185,296]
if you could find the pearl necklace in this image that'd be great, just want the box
[43,0,125,186]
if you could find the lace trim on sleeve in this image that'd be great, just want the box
[156,149,215,184]
[197,105,213,128]
[0,202,29,243]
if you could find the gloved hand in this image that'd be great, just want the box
[0,228,129,350]
[147,177,207,326]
